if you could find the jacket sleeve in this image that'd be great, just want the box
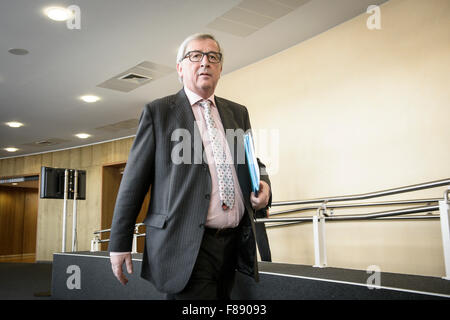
[108,104,156,252]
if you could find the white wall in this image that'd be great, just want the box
[216,0,450,277]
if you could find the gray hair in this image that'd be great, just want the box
[176,33,223,83]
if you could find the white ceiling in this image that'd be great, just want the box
[0,0,387,159]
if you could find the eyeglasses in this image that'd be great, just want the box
[183,50,222,64]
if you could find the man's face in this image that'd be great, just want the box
[177,38,222,98]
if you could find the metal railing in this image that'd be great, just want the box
[269,178,450,206]
[91,223,145,253]
[264,198,441,227]
[91,178,450,280]
[255,178,450,280]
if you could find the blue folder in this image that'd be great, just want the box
[244,132,260,196]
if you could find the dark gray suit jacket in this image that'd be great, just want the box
[109,89,271,294]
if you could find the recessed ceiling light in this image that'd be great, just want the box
[8,48,29,56]
[44,7,73,21]
[4,147,19,152]
[80,95,100,103]
[75,133,91,139]
[6,121,24,128]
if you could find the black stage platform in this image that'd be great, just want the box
[52,251,450,300]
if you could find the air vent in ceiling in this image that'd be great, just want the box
[95,118,139,133]
[22,138,70,148]
[97,61,174,93]
[119,73,152,85]
[206,0,311,37]
[35,140,56,146]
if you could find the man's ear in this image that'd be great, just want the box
[176,62,183,79]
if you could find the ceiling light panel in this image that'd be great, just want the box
[6,121,24,128]
[75,133,91,139]
[45,7,73,21]
[237,0,292,19]
[95,119,139,133]
[207,17,258,37]
[273,0,312,10]
[222,7,275,29]
[206,0,311,37]
[81,95,100,103]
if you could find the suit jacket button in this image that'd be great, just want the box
[205,194,210,200]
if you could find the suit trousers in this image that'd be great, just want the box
[255,222,272,262]
[166,226,239,300]
[254,208,272,262]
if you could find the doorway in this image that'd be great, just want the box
[0,174,39,263]
[101,162,150,252]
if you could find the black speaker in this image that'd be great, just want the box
[40,166,86,200]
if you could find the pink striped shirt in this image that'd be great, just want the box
[184,86,245,229]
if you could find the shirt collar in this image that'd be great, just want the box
[184,86,216,107]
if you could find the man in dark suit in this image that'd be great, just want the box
[109,33,271,299]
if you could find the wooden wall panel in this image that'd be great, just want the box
[41,153,53,167]
[0,158,14,176]
[12,189,25,254]
[0,187,15,255]
[0,137,136,261]
[80,146,93,168]
[0,186,38,257]
[23,189,38,254]
[69,148,82,168]
[23,155,42,174]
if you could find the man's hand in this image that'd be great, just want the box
[250,181,270,211]
[110,253,133,285]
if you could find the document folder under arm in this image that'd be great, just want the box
[244,132,260,196]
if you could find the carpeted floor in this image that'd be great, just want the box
[0,262,53,300]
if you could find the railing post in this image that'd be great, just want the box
[131,234,137,254]
[439,188,450,280]
[72,170,78,252]
[313,204,327,268]
[90,236,99,252]
[131,225,139,254]
[62,169,69,253]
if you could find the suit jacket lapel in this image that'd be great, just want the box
[172,88,195,130]
[172,89,204,164]
[215,97,233,131]
[216,97,254,220]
